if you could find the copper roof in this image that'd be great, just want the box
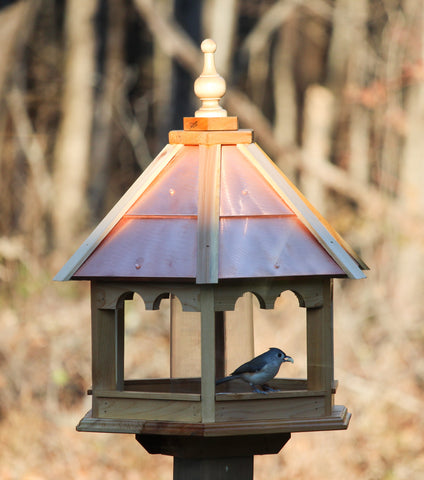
[55,39,366,283]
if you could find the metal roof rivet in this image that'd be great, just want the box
[169,188,175,196]
[274,262,280,269]
[242,189,248,195]
[135,263,141,270]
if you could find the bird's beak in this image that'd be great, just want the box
[284,356,294,363]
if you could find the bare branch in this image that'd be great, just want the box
[6,86,53,211]
[0,1,40,100]
[133,0,202,76]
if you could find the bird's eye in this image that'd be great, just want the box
[278,353,282,358]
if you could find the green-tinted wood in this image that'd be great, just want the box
[200,287,216,422]
[306,278,334,414]
[89,278,324,313]
[77,404,351,434]
[91,283,118,414]
[116,304,125,390]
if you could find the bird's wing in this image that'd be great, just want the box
[231,351,268,375]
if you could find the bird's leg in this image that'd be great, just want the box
[262,384,280,392]
[250,384,268,394]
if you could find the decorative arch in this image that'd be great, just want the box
[152,292,171,310]
[116,291,134,309]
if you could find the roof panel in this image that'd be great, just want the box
[74,217,197,279]
[126,146,199,216]
[220,146,293,216]
[237,143,366,279]
[58,138,365,281]
[219,216,345,278]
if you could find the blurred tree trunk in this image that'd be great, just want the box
[53,0,97,252]
[272,16,297,176]
[396,2,424,325]
[0,1,35,101]
[300,85,334,214]
[0,0,41,241]
[169,0,202,129]
[379,8,404,197]
[153,1,174,145]
[89,0,125,221]
[327,0,350,93]
[327,0,370,184]
[345,0,369,186]
[203,0,237,78]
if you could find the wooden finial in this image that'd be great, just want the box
[194,39,227,118]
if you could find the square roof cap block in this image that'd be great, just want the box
[54,39,367,283]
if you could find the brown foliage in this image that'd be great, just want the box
[1,0,424,479]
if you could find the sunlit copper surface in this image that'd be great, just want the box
[75,217,197,278]
[220,146,293,216]
[126,146,199,216]
[74,143,347,280]
[219,216,344,278]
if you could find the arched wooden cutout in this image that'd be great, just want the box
[152,292,171,310]
[92,279,323,314]
[116,291,134,309]
[92,282,201,312]
[213,279,323,311]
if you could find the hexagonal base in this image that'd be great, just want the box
[76,404,350,436]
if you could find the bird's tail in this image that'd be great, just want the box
[216,375,239,385]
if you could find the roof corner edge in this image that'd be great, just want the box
[237,143,367,281]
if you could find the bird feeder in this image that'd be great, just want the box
[55,39,367,478]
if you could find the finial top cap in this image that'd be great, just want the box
[201,38,216,53]
[194,39,227,118]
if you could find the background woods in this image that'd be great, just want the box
[1,0,424,479]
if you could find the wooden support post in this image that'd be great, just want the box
[174,456,253,480]
[200,287,216,423]
[91,283,118,415]
[306,279,334,414]
[116,303,125,391]
[215,311,226,379]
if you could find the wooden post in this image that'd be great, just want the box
[174,456,253,480]
[91,282,118,415]
[215,311,226,379]
[200,286,216,422]
[116,303,125,391]
[306,278,334,414]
